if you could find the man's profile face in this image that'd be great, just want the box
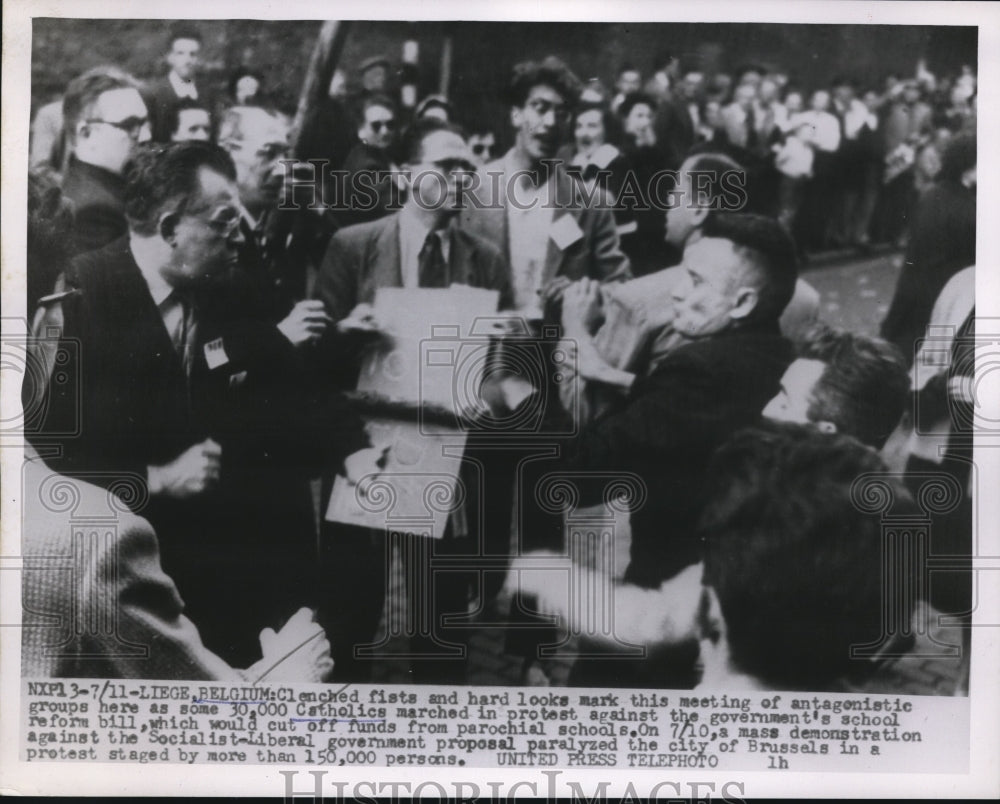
[664,160,703,248]
[359,103,397,152]
[762,359,828,425]
[172,108,212,142]
[671,236,747,338]
[168,167,244,288]
[81,88,151,174]
[407,130,477,215]
[167,37,201,81]
[223,110,290,212]
[512,83,569,161]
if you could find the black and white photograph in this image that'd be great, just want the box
[1,0,998,798]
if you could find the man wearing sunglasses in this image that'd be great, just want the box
[61,66,151,256]
[337,94,405,228]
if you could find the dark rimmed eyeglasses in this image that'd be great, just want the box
[432,158,478,175]
[86,116,149,138]
[204,206,243,237]
[370,120,397,133]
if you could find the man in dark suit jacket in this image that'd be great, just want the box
[60,67,152,256]
[555,211,797,687]
[653,68,702,171]
[43,142,370,668]
[335,95,405,229]
[142,25,211,143]
[21,449,333,682]
[313,119,511,683]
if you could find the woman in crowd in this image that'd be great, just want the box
[562,103,641,265]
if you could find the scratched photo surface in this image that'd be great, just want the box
[17,16,980,701]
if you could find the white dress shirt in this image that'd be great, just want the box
[169,70,198,100]
[397,205,451,288]
[504,152,554,314]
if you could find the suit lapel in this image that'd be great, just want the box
[447,226,467,286]
[372,215,403,289]
[470,160,510,261]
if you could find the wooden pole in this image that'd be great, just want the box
[439,35,453,99]
[289,20,352,157]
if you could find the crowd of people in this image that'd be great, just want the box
[22,23,976,694]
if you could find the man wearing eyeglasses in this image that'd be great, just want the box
[313,118,511,683]
[60,66,151,256]
[43,142,373,667]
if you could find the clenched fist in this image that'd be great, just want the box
[277,300,333,346]
[147,439,222,499]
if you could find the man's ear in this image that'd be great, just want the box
[396,164,413,194]
[510,106,524,130]
[697,584,726,645]
[158,212,181,245]
[815,420,838,435]
[728,285,760,322]
[690,205,711,227]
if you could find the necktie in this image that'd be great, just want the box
[745,106,758,150]
[180,297,199,383]
[418,230,448,289]
[160,291,198,382]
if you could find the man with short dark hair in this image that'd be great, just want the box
[509,211,798,686]
[337,94,404,227]
[515,422,959,693]
[459,59,631,669]
[654,66,703,171]
[762,325,909,449]
[610,63,642,113]
[555,212,796,686]
[697,424,916,691]
[61,66,151,255]
[43,142,370,666]
[167,97,212,142]
[314,119,511,683]
[142,24,210,143]
[463,56,630,322]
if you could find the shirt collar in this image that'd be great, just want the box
[169,70,198,100]
[129,236,174,307]
[572,143,620,171]
[398,205,452,261]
